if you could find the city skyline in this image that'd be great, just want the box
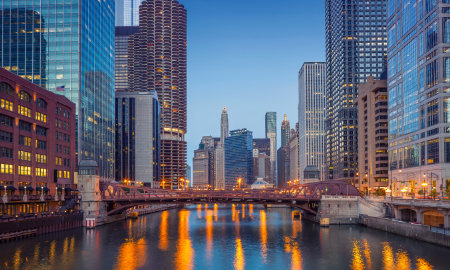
[183,0,325,171]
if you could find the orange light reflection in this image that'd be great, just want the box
[175,210,194,270]
[159,211,169,250]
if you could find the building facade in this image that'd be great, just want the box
[387,0,450,197]
[265,112,277,184]
[115,26,139,92]
[116,0,145,26]
[0,0,115,178]
[253,138,271,157]
[0,68,76,215]
[127,0,187,189]
[354,75,388,193]
[215,107,228,189]
[253,152,271,183]
[289,124,299,182]
[225,129,253,189]
[193,148,209,190]
[326,0,387,182]
[277,145,290,187]
[281,114,290,147]
[298,62,327,183]
[115,91,161,187]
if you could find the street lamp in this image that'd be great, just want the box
[422,181,428,199]
[186,180,189,191]
[238,178,241,190]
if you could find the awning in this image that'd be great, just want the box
[19,186,34,191]
[6,186,16,191]
[65,187,73,192]
[57,187,62,191]
[37,187,50,191]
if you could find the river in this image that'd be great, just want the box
[0,204,448,270]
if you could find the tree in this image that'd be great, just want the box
[418,189,424,195]
[373,189,386,196]
[444,186,450,199]
[429,189,439,199]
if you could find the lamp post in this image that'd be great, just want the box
[238,178,241,191]
[186,180,189,191]
[422,181,427,200]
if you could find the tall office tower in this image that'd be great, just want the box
[253,138,271,156]
[253,152,271,183]
[265,112,277,184]
[220,107,229,146]
[116,0,145,26]
[193,136,216,190]
[325,0,387,182]
[281,114,290,147]
[289,124,299,182]
[277,146,290,187]
[354,75,388,194]
[225,129,253,189]
[115,91,161,187]
[216,107,228,189]
[0,1,115,178]
[388,0,450,196]
[128,0,187,189]
[115,27,139,92]
[299,62,327,184]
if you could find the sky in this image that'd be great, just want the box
[182,0,325,174]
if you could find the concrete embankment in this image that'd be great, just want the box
[360,216,450,248]
[127,205,177,218]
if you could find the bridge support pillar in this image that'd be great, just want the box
[444,214,450,228]
[415,208,423,224]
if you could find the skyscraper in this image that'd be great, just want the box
[115,26,139,92]
[0,1,115,178]
[289,124,299,182]
[220,107,229,146]
[216,107,228,189]
[116,0,145,26]
[325,0,387,182]
[115,91,161,187]
[281,114,290,147]
[387,0,450,196]
[298,62,326,184]
[127,0,187,189]
[265,112,277,184]
[225,129,253,189]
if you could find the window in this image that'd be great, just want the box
[427,99,438,127]
[18,166,31,175]
[36,112,47,123]
[404,144,419,168]
[19,136,31,146]
[18,151,31,161]
[36,126,47,136]
[19,120,31,132]
[427,138,439,164]
[0,131,13,143]
[18,91,31,103]
[0,114,13,127]
[0,164,13,174]
[1,98,13,111]
[56,157,62,166]
[426,60,438,88]
[36,98,47,110]
[0,83,14,96]
[36,154,47,164]
[36,140,47,150]
[36,168,47,177]
[18,105,31,117]
[0,147,13,159]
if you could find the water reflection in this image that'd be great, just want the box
[175,210,194,270]
[0,205,447,270]
[206,210,214,260]
[159,211,169,250]
[114,238,147,270]
[260,210,267,262]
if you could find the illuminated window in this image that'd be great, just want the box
[0,164,13,174]
[36,112,47,123]
[18,166,31,175]
[18,91,31,103]
[18,105,31,117]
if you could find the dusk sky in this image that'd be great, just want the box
[183,0,325,172]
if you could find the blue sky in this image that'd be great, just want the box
[183,0,325,173]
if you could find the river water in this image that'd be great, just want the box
[0,204,448,270]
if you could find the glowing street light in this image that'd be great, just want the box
[238,178,241,190]
[422,181,428,199]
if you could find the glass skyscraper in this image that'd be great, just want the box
[265,112,277,184]
[326,0,387,182]
[224,129,253,189]
[298,62,326,183]
[388,0,450,196]
[0,0,115,178]
[116,0,144,26]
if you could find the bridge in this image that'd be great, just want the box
[99,181,361,216]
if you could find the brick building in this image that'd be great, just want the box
[0,68,76,215]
